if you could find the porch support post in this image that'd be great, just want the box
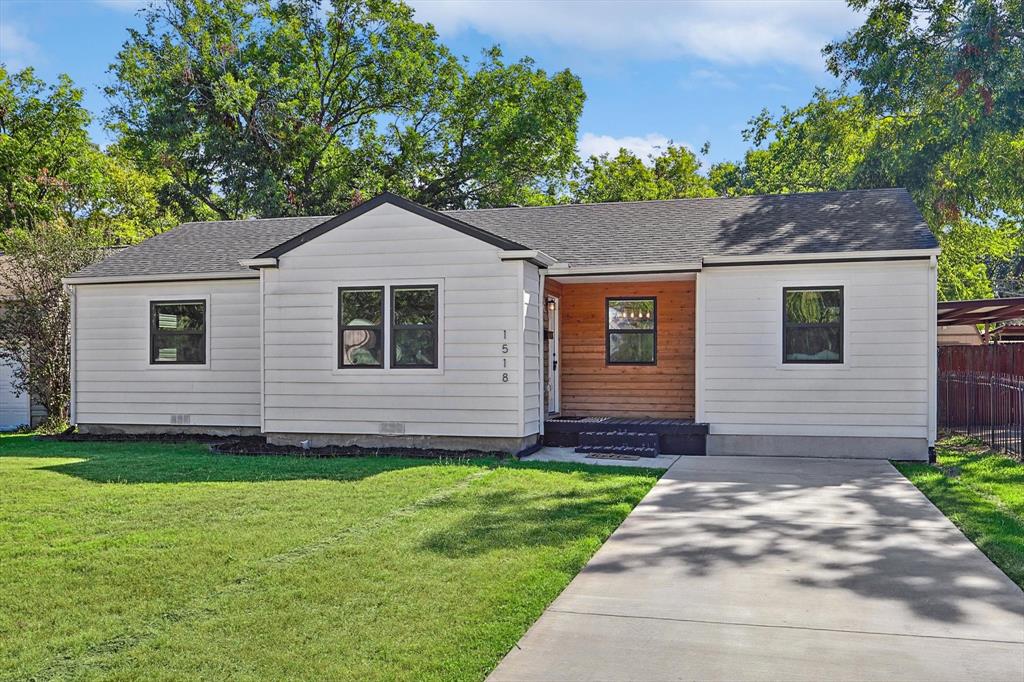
[539,268,547,438]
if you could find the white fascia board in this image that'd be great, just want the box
[545,261,702,276]
[702,248,941,265]
[239,257,278,269]
[500,250,557,266]
[62,271,259,285]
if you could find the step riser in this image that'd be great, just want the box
[543,419,708,456]
[578,431,659,450]
[577,430,660,458]
[576,445,659,457]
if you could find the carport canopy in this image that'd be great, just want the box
[937,297,1024,326]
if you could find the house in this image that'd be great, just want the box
[0,256,46,431]
[63,188,940,460]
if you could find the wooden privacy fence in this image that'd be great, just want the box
[938,344,1024,457]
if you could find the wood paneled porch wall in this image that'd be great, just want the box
[546,280,695,419]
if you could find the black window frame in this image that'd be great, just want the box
[338,286,385,369]
[782,285,844,365]
[605,296,657,366]
[390,284,439,370]
[149,299,207,365]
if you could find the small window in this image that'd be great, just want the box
[607,297,656,365]
[339,287,384,368]
[783,286,843,364]
[150,300,206,364]
[391,285,438,368]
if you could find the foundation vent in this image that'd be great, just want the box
[170,414,192,425]
[379,421,406,435]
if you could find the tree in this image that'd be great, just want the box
[0,220,105,429]
[710,85,1020,299]
[0,67,178,242]
[571,144,714,204]
[822,0,1024,297]
[107,0,584,216]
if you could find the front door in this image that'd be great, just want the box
[547,296,560,414]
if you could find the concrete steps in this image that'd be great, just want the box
[575,430,660,458]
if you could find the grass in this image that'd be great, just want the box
[894,434,1024,589]
[0,435,660,681]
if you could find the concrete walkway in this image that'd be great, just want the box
[490,456,1024,681]
[521,446,679,470]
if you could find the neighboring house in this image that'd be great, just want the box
[64,188,940,460]
[938,325,983,346]
[0,256,45,430]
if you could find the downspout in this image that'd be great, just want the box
[694,271,705,424]
[928,255,938,461]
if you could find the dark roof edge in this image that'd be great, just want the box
[256,192,529,260]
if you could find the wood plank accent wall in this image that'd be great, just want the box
[549,280,695,419]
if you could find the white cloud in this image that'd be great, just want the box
[409,0,860,71]
[682,68,738,90]
[578,132,672,161]
[0,23,38,70]
[93,0,147,11]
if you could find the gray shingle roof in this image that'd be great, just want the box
[68,188,936,280]
[70,215,331,278]
[445,188,937,267]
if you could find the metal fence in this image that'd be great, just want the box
[938,345,1024,457]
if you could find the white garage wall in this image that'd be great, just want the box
[698,259,934,442]
[73,279,261,428]
[261,202,538,440]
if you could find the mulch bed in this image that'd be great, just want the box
[210,437,503,460]
[41,432,508,460]
[41,432,230,444]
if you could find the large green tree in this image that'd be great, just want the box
[0,67,177,243]
[107,0,584,217]
[571,144,714,204]
[822,0,1024,297]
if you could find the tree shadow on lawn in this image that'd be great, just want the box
[420,477,655,558]
[1,437,487,484]
[1,436,658,486]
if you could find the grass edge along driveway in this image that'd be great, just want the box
[895,435,1024,590]
[0,436,660,681]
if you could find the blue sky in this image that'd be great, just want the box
[0,0,863,167]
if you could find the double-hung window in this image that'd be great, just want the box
[391,285,438,369]
[782,286,843,364]
[606,297,656,365]
[150,300,206,364]
[338,287,385,368]
[337,284,438,370]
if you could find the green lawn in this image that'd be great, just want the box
[0,436,659,681]
[895,435,1024,589]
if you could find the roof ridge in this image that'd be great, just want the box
[175,214,335,227]
[445,187,909,214]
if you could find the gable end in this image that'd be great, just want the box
[255,192,530,260]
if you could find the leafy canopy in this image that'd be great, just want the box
[0,67,177,243]
[708,0,1024,299]
[571,144,715,204]
[823,0,1024,297]
[107,0,585,217]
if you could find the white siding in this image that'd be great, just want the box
[0,359,30,430]
[73,279,261,427]
[262,202,538,439]
[523,263,543,434]
[699,260,934,440]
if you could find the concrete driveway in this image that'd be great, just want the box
[490,456,1024,681]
